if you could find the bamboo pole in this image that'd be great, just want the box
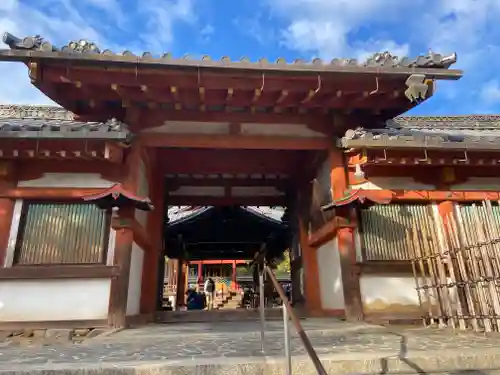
[407,227,428,327]
[413,218,444,327]
[432,205,466,330]
[470,204,500,330]
[480,201,500,277]
[421,210,454,328]
[447,214,479,331]
[454,205,492,332]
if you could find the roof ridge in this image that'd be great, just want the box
[1,32,459,70]
[395,114,500,120]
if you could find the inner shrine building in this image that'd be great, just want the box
[1,32,499,330]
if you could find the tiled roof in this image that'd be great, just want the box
[340,116,500,151]
[0,33,460,77]
[390,115,500,130]
[3,105,500,148]
[0,105,130,140]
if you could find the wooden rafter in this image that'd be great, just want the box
[41,66,408,93]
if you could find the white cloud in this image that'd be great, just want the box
[268,0,413,59]
[259,0,500,113]
[0,0,201,105]
[140,0,198,51]
[480,80,500,104]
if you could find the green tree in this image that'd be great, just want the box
[275,250,291,274]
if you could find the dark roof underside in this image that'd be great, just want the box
[165,206,288,260]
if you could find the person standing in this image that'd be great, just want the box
[204,277,215,310]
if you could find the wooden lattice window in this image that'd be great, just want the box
[358,203,434,262]
[14,202,111,265]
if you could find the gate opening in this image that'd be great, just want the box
[158,205,301,318]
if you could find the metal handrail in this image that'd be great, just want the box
[260,262,328,375]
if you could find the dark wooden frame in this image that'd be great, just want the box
[0,264,118,279]
[13,200,112,266]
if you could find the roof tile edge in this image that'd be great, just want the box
[0,104,74,120]
[1,32,458,70]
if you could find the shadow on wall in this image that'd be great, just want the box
[361,207,410,245]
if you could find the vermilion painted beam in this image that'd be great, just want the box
[137,133,329,150]
[157,148,311,175]
[189,260,248,265]
[367,189,500,201]
[76,106,329,126]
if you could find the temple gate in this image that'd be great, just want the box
[0,32,468,329]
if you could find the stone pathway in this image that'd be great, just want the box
[1,319,500,374]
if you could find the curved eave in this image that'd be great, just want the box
[167,206,286,228]
[242,206,284,225]
[168,206,212,226]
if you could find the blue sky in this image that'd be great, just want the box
[1,0,500,115]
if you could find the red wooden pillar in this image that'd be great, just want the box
[231,260,237,289]
[140,151,164,315]
[198,262,203,283]
[0,163,17,266]
[331,147,363,320]
[0,199,14,266]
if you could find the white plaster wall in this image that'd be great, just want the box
[126,242,144,316]
[17,173,115,188]
[0,279,111,321]
[360,275,459,315]
[360,275,419,313]
[351,177,435,191]
[450,177,500,191]
[316,239,345,310]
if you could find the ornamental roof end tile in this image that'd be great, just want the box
[2,32,458,70]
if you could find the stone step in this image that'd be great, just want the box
[155,308,285,323]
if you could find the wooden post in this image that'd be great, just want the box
[337,223,363,321]
[0,199,14,266]
[108,211,134,328]
[198,262,203,282]
[0,163,17,266]
[175,258,186,308]
[232,260,237,289]
[298,213,322,314]
[330,147,363,321]
[140,150,165,314]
